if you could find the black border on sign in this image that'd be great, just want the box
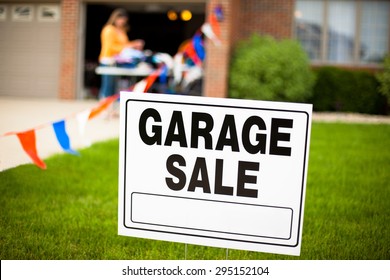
[130,192,294,240]
[122,98,310,248]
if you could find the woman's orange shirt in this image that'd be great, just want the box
[99,25,129,61]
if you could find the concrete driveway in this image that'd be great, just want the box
[0,96,119,171]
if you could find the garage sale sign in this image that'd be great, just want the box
[118,92,312,256]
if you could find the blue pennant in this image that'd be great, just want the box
[193,33,205,61]
[52,120,79,155]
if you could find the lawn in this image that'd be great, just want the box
[0,122,389,260]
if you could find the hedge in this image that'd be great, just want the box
[310,67,388,115]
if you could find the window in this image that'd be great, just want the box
[295,0,390,65]
[295,1,323,60]
[360,2,390,62]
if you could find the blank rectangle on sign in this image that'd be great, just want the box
[131,193,293,240]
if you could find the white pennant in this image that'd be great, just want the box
[133,79,148,93]
[201,23,221,46]
[76,109,92,147]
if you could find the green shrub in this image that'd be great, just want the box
[229,34,314,102]
[376,55,390,104]
[311,67,387,115]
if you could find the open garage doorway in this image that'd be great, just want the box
[83,2,206,98]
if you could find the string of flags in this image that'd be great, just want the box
[0,5,223,170]
[1,93,119,169]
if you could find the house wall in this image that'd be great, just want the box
[58,0,296,99]
[3,0,386,99]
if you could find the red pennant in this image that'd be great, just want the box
[209,13,221,37]
[16,130,47,169]
[144,69,162,92]
[88,93,119,120]
[183,41,202,66]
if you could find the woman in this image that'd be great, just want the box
[99,8,144,99]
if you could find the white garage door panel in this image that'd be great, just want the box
[0,3,61,98]
[2,79,31,97]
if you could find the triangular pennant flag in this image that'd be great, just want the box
[192,33,205,61]
[89,93,119,120]
[132,68,162,93]
[201,23,221,46]
[16,130,47,169]
[76,109,90,137]
[159,64,168,84]
[209,11,221,37]
[76,109,92,147]
[183,40,202,66]
[214,4,224,22]
[52,120,79,155]
[173,53,184,85]
[144,68,162,92]
[132,79,148,93]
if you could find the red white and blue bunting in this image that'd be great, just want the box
[0,6,222,169]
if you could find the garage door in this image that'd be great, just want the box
[0,3,61,98]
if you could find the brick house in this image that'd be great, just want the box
[0,0,388,99]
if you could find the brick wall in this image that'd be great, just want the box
[203,0,237,98]
[235,0,294,41]
[59,0,80,99]
[203,0,294,98]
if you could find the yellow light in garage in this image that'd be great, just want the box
[167,10,178,21]
[180,10,192,21]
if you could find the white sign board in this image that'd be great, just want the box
[118,92,312,256]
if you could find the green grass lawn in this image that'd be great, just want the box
[1,122,389,260]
